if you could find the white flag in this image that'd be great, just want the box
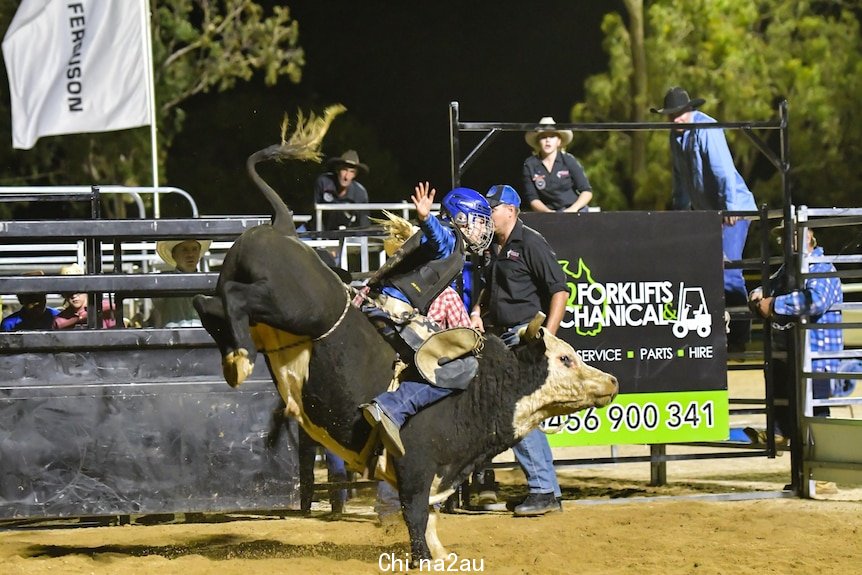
[3,0,152,150]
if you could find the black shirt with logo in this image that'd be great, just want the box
[482,219,567,329]
[522,152,592,211]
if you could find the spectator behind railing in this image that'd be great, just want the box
[147,239,211,328]
[1,270,60,331]
[745,224,843,447]
[521,117,594,213]
[52,264,117,329]
[313,150,370,231]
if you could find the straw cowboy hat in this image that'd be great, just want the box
[156,239,212,268]
[525,117,573,151]
[59,263,84,276]
[650,87,705,115]
[326,149,369,174]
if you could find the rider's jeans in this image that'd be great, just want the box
[373,380,453,428]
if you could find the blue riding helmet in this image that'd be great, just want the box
[442,187,491,220]
[440,187,494,253]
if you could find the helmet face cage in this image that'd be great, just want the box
[452,211,494,253]
[442,188,494,253]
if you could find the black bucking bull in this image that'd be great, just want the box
[193,111,618,562]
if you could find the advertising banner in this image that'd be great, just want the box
[521,211,729,445]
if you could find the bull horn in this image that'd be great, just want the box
[523,312,546,340]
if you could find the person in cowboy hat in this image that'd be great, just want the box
[147,239,211,328]
[522,116,593,213]
[650,86,757,353]
[313,149,371,231]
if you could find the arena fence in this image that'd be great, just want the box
[447,101,861,501]
[0,189,390,521]
[796,207,862,495]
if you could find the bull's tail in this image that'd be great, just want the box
[246,105,346,237]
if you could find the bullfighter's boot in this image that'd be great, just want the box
[513,492,562,517]
[507,494,563,512]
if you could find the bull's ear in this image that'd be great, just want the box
[513,328,548,363]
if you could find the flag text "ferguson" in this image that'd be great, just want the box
[66,3,86,112]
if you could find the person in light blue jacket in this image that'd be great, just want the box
[652,87,757,352]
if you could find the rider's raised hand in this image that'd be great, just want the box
[412,181,435,222]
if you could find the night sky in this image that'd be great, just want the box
[170,1,618,216]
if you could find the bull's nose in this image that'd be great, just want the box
[603,375,620,401]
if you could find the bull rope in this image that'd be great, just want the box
[313,285,352,341]
[258,285,352,353]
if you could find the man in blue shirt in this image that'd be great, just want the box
[652,87,757,352]
[747,224,843,445]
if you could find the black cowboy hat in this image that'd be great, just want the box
[326,150,369,174]
[650,87,706,115]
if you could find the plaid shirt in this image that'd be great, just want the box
[427,286,471,329]
[772,247,843,373]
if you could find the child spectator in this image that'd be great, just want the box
[52,263,117,329]
[1,271,59,331]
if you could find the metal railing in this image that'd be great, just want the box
[0,185,201,218]
[447,101,793,498]
[795,206,862,494]
[313,201,441,232]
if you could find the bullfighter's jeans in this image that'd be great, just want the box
[375,481,401,518]
[374,380,454,428]
[499,323,561,497]
[325,450,348,503]
[723,219,751,347]
[512,429,561,497]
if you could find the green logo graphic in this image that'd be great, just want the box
[560,258,605,337]
[663,302,678,321]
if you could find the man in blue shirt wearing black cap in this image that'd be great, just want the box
[651,87,757,353]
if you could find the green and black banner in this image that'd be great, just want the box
[521,211,729,445]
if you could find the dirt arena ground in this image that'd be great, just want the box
[3,372,861,575]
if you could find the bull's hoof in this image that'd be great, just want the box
[223,349,254,387]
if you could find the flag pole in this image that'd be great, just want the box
[140,0,160,217]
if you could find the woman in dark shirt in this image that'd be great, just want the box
[522,116,593,212]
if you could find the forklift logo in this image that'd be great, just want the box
[672,285,711,339]
[561,258,712,339]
